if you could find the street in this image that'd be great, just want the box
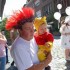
[6,36,70,70]
[50,36,66,70]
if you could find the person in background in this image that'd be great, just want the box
[1,30,9,64]
[0,31,7,70]
[10,28,18,43]
[60,16,70,61]
[10,28,19,66]
[5,7,52,70]
[34,16,54,70]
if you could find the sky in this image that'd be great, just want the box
[3,0,26,18]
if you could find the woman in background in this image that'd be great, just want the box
[60,16,70,61]
[0,32,7,70]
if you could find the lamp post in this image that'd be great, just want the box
[54,4,62,29]
[54,12,61,29]
[57,4,62,13]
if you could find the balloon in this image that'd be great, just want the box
[57,4,62,10]
[65,6,70,16]
[54,12,61,20]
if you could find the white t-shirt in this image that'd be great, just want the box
[10,36,39,70]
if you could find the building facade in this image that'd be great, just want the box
[26,0,54,17]
[26,0,70,18]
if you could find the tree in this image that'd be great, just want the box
[0,18,11,45]
[0,18,7,30]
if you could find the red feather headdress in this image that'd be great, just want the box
[5,7,34,30]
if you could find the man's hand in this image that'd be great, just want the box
[44,52,52,67]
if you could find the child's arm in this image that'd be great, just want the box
[45,42,53,48]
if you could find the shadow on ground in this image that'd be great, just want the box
[65,61,70,70]
[54,36,60,39]
[6,66,18,70]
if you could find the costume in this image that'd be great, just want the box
[60,26,70,49]
[60,16,70,49]
[5,7,34,30]
[5,7,40,70]
[34,17,54,61]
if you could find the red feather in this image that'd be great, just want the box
[5,7,34,30]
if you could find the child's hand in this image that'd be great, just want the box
[44,42,53,52]
[45,43,50,48]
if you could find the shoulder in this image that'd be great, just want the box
[30,38,38,50]
[31,38,38,46]
[45,32,53,36]
[11,37,24,50]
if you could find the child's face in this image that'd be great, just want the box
[38,23,47,35]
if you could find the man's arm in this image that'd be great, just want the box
[27,52,52,70]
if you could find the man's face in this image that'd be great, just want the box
[19,22,34,41]
[38,23,47,35]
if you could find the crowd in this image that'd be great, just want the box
[0,6,70,70]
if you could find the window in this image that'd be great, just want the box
[42,3,52,16]
[42,0,46,2]
[34,0,40,6]
[36,10,41,17]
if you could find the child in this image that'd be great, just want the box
[34,16,54,62]
[60,16,70,61]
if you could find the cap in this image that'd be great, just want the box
[34,16,47,31]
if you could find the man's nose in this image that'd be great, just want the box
[30,28,34,33]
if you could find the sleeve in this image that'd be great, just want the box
[11,47,33,70]
[59,25,65,33]
[59,26,63,33]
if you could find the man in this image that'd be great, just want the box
[5,7,52,70]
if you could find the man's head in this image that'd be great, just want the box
[5,7,35,40]
[18,22,34,40]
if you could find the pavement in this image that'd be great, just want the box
[6,36,70,70]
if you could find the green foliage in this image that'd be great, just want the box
[0,18,7,31]
[47,11,59,32]
[52,20,59,32]
[0,18,10,40]
[47,12,55,22]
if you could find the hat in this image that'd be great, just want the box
[34,16,47,31]
[5,7,34,30]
